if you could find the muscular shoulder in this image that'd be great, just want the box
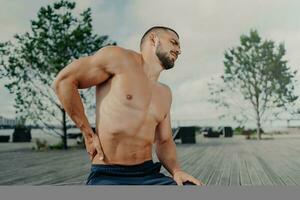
[97,45,137,58]
[158,83,172,105]
[93,45,141,73]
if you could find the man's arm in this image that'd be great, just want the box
[52,46,125,160]
[155,87,203,186]
[155,112,182,175]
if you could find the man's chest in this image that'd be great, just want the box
[97,74,169,123]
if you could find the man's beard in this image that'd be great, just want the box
[155,45,175,70]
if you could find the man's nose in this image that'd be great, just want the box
[175,48,181,55]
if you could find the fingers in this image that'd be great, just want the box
[86,133,104,162]
[88,149,97,161]
[93,133,104,160]
[188,177,205,186]
[193,177,205,186]
[176,173,205,186]
[199,180,205,186]
[175,179,183,186]
[190,177,201,186]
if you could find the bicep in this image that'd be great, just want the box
[54,46,120,89]
[155,86,173,144]
[67,56,111,89]
[155,112,173,144]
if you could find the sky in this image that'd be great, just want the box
[1,0,300,128]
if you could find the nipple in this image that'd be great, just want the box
[126,94,133,100]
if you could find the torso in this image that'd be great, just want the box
[92,51,170,165]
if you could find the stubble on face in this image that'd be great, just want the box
[155,42,175,70]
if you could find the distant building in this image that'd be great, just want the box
[0,116,20,127]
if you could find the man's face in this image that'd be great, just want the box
[155,31,181,70]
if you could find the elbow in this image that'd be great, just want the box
[51,79,58,93]
[52,77,79,96]
[51,77,64,94]
[157,136,173,146]
[51,77,62,94]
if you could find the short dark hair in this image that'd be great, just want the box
[140,26,179,49]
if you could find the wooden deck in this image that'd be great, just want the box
[1,135,300,185]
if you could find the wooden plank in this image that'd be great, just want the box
[0,149,88,185]
[1,136,300,185]
[218,152,231,186]
[255,139,297,186]
[229,152,240,186]
[253,143,286,186]
[238,154,251,186]
[241,140,271,185]
[196,144,225,185]
[207,147,225,185]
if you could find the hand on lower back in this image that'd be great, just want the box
[85,133,104,161]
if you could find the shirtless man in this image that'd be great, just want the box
[52,26,203,185]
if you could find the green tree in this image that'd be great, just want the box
[209,30,297,139]
[0,0,116,148]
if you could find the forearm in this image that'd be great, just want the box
[53,79,93,139]
[156,138,182,176]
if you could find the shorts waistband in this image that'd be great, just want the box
[90,160,162,176]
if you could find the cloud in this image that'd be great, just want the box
[120,0,300,126]
[1,0,300,127]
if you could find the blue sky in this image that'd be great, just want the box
[1,0,300,127]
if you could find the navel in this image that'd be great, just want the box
[126,94,133,100]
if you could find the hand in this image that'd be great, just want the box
[85,132,104,162]
[173,170,205,186]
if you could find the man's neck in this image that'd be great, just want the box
[141,52,163,82]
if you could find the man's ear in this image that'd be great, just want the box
[149,33,159,47]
